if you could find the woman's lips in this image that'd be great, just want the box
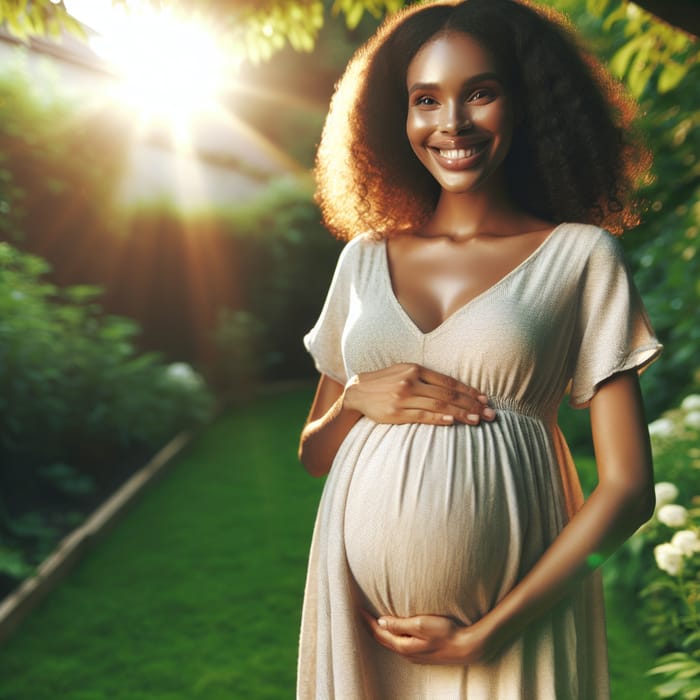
[429,141,489,170]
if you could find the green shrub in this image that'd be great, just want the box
[215,177,344,381]
[0,69,127,246]
[0,243,213,460]
[114,178,344,386]
[635,485,700,700]
[0,243,214,582]
[571,1,700,419]
[212,308,266,398]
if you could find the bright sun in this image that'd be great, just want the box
[104,12,225,118]
[64,0,304,178]
[67,1,229,136]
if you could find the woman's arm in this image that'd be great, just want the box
[298,374,362,478]
[366,369,655,664]
[299,364,496,478]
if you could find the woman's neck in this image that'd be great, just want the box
[422,182,525,240]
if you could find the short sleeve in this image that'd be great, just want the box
[303,241,357,385]
[569,231,662,409]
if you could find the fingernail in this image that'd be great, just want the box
[483,407,496,419]
[478,394,489,404]
[467,413,480,422]
[378,618,388,629]
[442,415,454,424]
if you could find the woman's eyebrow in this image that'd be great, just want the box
[408,72,502,95]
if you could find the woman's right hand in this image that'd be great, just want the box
[343,363,495,426]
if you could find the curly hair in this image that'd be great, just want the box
[315,0,650,240]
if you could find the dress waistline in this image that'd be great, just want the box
[488,396,554,422]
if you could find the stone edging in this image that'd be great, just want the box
[0,430,193,646]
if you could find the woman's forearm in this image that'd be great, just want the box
[357,372,656,666]
[368,467,654,665]
[298,366,495,478]
[299,390,362,477]
[463,370,655,658]
[468,475,654,655]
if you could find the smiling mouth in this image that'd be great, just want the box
[433,142,488,159]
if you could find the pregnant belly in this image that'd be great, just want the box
[342,414,560,624]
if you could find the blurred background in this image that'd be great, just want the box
[0,1,698,698]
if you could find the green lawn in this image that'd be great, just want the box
[0,388,657,699]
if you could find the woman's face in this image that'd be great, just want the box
[405,32,514,195]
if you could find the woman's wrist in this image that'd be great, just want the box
[454,612,509,664]
[341,375,361,415]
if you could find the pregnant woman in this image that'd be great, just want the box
[298,1,662,697]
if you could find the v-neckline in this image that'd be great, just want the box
[381,222,567,338]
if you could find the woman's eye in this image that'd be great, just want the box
[415,96,437,107]
[468,88,495,102]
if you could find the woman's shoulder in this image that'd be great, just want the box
[332,232,385,281]
[339,231,385,262]
[553,222,622,258]
[555,221,610,242]
[549,223,635,288]
[345,231,385,248]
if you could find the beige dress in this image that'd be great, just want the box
[299,223,661,699]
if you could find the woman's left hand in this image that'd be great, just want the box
[360,610,495,665]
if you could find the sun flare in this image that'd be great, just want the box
[85,4,229,138]
[64,0,306,178]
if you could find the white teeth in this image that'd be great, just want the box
[438,145,483,159]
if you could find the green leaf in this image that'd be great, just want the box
[602,4,628,31]
[683,631,700,649]
[610,36,646,78]
[344,1,364,29]
[63,285,103,305]
[38,463,95,497]
[682,685,700,700]
[658,61,689,94]
[628,63,654,98]
[650,661,699,675]
[0,545,32,578]
[586,0,611,16]
[655,653,699,664]
[656,678,691,697]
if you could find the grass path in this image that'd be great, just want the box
[0,388,657,699]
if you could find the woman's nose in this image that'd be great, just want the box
[440,102,472,133]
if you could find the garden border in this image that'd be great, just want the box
[0,430,194,646]
[0,380,312,647]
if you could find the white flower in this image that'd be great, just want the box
[654,543,684,576]
[648,418,675,439]
[681,394,700,411]
[654,482,679,508]
[684,411,700,430]
[671,530,700,557]
[657,504,689,528]
[165,362,204,389]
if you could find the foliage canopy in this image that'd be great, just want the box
[3,1,697,67]
[1,0,401,60]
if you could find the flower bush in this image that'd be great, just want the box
[608,392,700,699]
[642,490,700,700]
[657,504,690,529]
